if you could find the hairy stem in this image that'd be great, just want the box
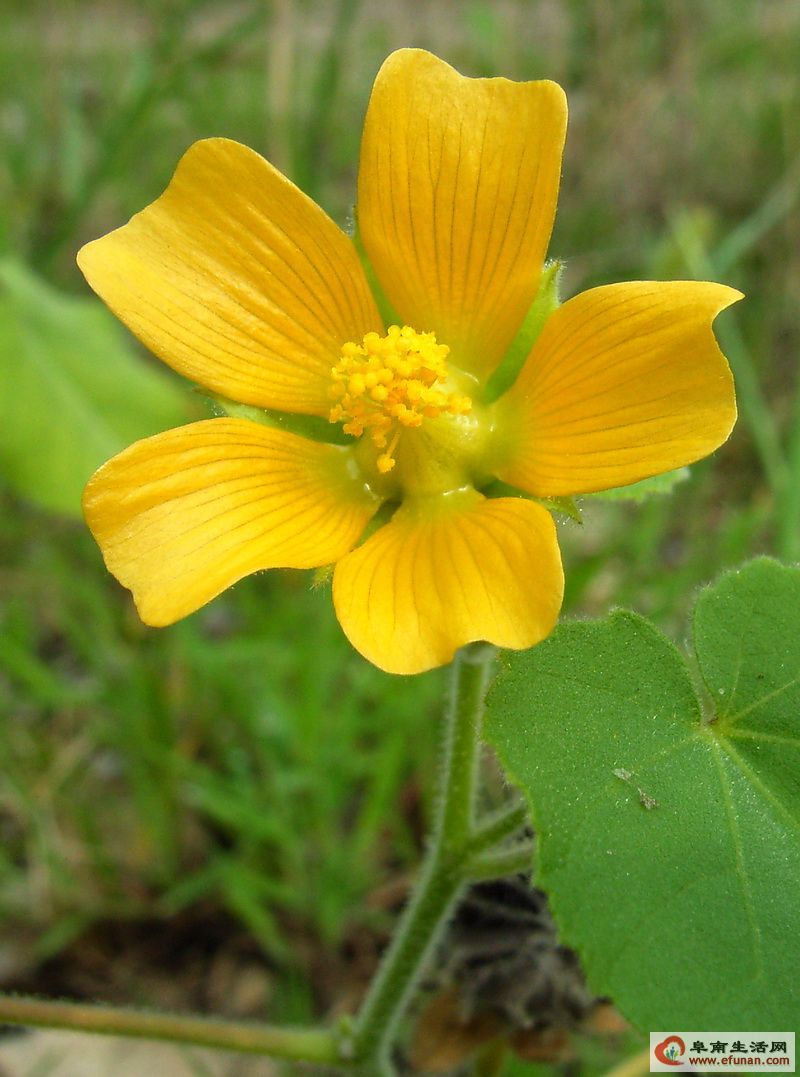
[465,799,529,854]
[0,996,343,1064]
[465,839,535,882]
[351,644,496,1074]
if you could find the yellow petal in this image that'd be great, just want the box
[332,491,563,674]
[78,139,382,416]
[493,281,741,496]
[83,418,380,625]
[357,49,567,383]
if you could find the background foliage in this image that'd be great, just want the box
[1,0,798,1070]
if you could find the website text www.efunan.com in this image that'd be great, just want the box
[688,1058,791,1067]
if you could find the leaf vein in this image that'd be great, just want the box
[709,739,764,977]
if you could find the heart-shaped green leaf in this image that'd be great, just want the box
[486,558,800,1030]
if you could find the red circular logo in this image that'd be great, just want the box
[655,1036,686,1066]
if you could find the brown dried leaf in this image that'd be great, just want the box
[410,987,503,1072]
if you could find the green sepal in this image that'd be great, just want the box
[537,495,582,523]
[207,392,352,446]
[479,478,582,523]
[311,564,334,589]
[482,260,563,404]
[589,467,689,502]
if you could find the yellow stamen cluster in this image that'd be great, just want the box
[329,325,472,474]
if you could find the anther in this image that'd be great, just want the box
[328,325,472,475]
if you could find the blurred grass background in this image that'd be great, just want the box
[0,0,798,1068]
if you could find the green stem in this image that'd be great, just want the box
[438,644,495,850]
[0,995,342,1065]
[351,644,496,1074]
[466,839,535,882]
[466,799,529,854]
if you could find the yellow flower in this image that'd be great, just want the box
[78,49,739,675]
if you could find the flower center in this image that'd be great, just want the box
[329,325,472,475]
